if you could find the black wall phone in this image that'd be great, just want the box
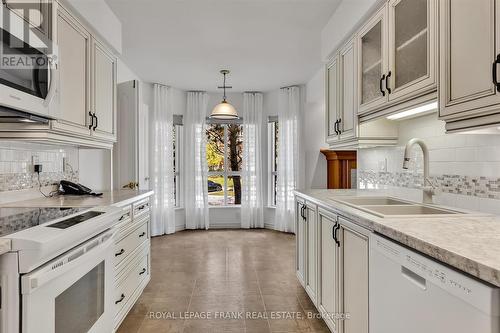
[59,180,103,196]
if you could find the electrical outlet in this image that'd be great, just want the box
[34,164,42,173]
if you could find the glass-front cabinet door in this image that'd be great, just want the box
[387,0,437,101]
[358,5,388,114]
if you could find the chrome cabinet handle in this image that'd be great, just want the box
[115,294,125,304]
[115,249,125,257]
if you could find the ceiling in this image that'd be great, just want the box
[106,0,340,92]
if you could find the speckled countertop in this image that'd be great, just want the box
[0,190,154,256]
[0,189,154,208]
[296,189,500,287]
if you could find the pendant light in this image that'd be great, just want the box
[210,70,238,119]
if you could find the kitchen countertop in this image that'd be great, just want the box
[296,189,500,287]
[0,189,154,208]
[0,190,154,256]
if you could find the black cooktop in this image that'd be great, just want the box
[0,207,92,237]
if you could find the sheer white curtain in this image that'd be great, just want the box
[150,84,176,236]
[184,91,210,229]
[241,92,264,229]
[275,87,300,233]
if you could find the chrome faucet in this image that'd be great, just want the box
[403,138,437,204]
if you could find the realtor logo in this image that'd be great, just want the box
[0,1,56,69]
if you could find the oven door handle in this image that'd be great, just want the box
[43,55,58,107]
[21,230,116,294]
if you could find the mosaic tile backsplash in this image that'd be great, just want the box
[0,142,79,192]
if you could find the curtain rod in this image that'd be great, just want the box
[187,90,207,93]
[280,85,299,90]
[153,83,171,88]
[243,91,263,94]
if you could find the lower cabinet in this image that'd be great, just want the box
[113,196,151,331]
[296,196,369,333]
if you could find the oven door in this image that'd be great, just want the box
[0,5,58,118]
[20,229,115,333]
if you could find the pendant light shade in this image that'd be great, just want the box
[210,70,238,119]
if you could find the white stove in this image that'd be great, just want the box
[0,205,124,333]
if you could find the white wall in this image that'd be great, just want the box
[117,59,141,83]
[78,149,112,191]
[67,0,122,53]
[321,0,382,60]
[304,68,328,189]
[358,113,500,214]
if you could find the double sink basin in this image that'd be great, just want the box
[329,196,470,218]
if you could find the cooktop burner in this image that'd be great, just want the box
[0,207,90,237]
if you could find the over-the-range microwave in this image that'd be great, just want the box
[0,3,58,123]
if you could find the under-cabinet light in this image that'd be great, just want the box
[386,101,438,120]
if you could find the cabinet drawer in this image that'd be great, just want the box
[133,198,150,219]
[114,220,149,266]
[114,252,149,316]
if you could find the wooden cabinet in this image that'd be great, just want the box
[338,217,369,333]
[53,5,91,136]
[357,0,437,117]
[320,150,357,189]
[439,0,500,132]
[318,208,340,333]
[91,38,117,140]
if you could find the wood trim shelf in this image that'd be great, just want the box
[320,150,357,189]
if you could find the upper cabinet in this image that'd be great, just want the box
[358,0,437,117]
[4,0,53,39]
[439,0,500,132]
[91,38,117,140]
[50,2,117,145]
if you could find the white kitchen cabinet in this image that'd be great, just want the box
[52,5,91,136]
[439,0,500,132]
[326,37,398,149]
[114,80,150,190]
[338,217,369,333]
[305,201,318,304]
[318,207,340,333]
[357,0,437,117]
[295,197,307,287]
[326,57,340,143]
[4,0,53,39]
[91,38,117,141]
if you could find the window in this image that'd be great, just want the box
[268,120,278,206]
[206,123,243,206]
[173,120,182,207]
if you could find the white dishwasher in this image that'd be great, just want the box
[370,233,500,333]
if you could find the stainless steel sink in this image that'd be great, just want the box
[359,204,462,217]
[333,197,412,206]
[329,196,471,218]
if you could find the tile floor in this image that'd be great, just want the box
[117,229,329,333]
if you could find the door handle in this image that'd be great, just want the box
[88,111,94,130]
[92,113,98,130]
[493,55,500,92]
[386,71,392,94]
[401,266,427,290]
[380,74,386,96]
[115,294,125,304]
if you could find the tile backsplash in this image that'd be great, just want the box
[357,113,500,214]
[0,142,79,192]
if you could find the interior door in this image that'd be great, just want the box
[388,0,437,102]
[318,210,339,332]
[305,203,317,303]
[339,219,369,333]
[53,6,91,136]
[339,38,357,141]
[326,56,340,143]
[92,38,116,140]
[439,0,500,119]
[358,5,389,114]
